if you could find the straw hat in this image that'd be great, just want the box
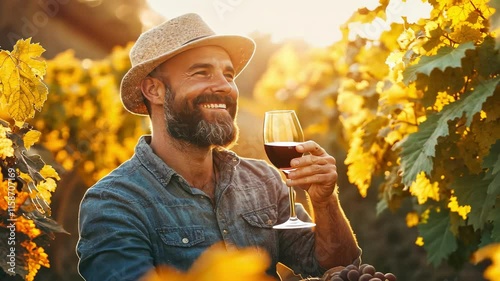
[120,13,256,115]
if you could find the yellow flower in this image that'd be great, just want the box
[0,130,14,159]
[16,216,42,239]
[409,172,440,204]
[406,212,420,228]
[472,243,500,281]
[21,241,50,281]
[140,243,273,281]
[448,195,471,220]
[0,172,28,212]
[415,236,424,247]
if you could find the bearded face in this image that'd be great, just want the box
[162,86,238,147]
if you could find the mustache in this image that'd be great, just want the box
[193,93,236,107]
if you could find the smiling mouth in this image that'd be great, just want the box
[201,103,227,109]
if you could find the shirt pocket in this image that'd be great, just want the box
[241,204,277,229]
[156,226,205,247]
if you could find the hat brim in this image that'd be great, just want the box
[120,35,255,116]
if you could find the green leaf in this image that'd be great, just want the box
[477,36,500,78]
[27,214,69,236]
[376,198,388,215]
[399,113,439,186]
[483,140,500,195]
[418,208,458,267]
[417,68,466,108]
[399,77,500,186]
[403,42,475,85]
[483,140,500,172]
[452,173,494,230]
[485,172,500,196]
[490,198,500,242]
[361,116,389,152]
[14,149,45,183]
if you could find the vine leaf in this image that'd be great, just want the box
[483,140,500,195]
[418,208,458,267]
[402,42,475,85]
[490,198,500,242]
[452,173,494,231]
[399,77,500,187]
[0,38,48,122]
[23,129,41,150]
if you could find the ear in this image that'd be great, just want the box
[140,77,164,106]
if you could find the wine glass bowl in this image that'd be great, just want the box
[263,110,316,229]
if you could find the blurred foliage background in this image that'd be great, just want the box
[1,0,500,280]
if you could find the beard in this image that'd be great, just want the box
[163,86,238,148]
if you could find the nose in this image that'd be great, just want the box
[210,72,234,94]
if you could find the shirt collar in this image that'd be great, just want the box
[134,135,241,186]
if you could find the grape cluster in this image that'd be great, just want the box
[323,263,397,281]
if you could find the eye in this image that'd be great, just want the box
[193,70,209,76]
[224,72,235,81]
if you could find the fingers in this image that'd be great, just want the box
[296,140,328,157]
[286,141,338,189]
[291,141,336,168]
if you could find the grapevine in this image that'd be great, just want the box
[253,0,500,278]
[0,38,66,281]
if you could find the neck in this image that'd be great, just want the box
[150,128,215,189]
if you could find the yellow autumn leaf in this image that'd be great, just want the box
[140,243,273,281]
[415,236,424,247]
[0,125,14,159]
[0,38,48,122]
[449,22,483,44]
[23,130,41,150]
[472,243,500,281]
[35,178,56,205]
[345,128,378,197]
[40,165,60,180]
[408,172,440,204]
[406,211,420,227]
[447,195,471,220]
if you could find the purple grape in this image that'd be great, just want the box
[361,265,376,275]
[359,273,373,281]
[346,264,358,271]
[340,268,349,280]
[359,263,368,271]
[347,269,360,281]
[384,272,397,281]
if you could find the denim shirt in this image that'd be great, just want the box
[77,136,325,281]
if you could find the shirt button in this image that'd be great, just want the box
[182,238,189,244]
[222,229,229,235]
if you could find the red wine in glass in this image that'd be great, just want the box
[264,142,302,175]
[263,110,316,229]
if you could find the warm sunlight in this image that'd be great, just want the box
[146,0,432,47]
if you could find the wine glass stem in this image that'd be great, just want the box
[288,186,297,219]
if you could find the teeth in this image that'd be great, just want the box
[202,103,226,109]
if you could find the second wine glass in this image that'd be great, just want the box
[263,110,316,229]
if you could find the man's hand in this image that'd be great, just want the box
[285,141,338,203]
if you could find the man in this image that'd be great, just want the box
[76,13,360,281]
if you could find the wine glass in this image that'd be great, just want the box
[263,110,316,229]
